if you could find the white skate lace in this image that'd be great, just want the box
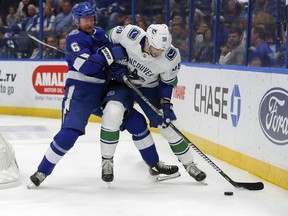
[157,161,172,170]
[35,172,46,182]
[185,162,201,176]
[102,159,113,174]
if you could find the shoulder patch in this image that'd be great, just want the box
[127,28,140,40]
[69,29,79,36]
[165,48,178,61]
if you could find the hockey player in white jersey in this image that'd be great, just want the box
[100,24,207,183]
[28,2,179,188]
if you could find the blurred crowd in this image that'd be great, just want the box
[0,0,287,68]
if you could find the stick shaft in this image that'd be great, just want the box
[28,34,105,67]
[123,76,264,190]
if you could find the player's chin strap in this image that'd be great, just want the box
[123,75,264,191]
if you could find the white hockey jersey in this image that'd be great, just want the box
[107,24,181,88]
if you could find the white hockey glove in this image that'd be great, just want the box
[101,45,127,65]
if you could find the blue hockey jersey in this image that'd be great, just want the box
[65,27,111,86]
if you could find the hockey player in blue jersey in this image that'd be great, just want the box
[27,2,127,188]
[100,24,207,183]
[28,2,179,188]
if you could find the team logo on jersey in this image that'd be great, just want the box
[128,28,140,40]
[165,48,177,61]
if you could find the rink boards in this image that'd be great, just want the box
[0,60,287,189]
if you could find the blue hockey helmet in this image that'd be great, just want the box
[72,2,97,26]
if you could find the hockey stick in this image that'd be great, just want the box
[27,34,105,67]
[123,76,264,191]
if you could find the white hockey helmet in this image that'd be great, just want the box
[146,24,172,50]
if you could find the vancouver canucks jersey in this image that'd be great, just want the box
[106,24,181,88]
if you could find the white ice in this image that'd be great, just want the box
[0,115,287,216]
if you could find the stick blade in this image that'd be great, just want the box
[234,182,264,190]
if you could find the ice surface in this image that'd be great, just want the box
[0,115,287,216]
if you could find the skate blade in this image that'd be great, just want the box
[156,172,181,182]
[106,182,112,189]
[199,179,208,186]
[27,182,36,189]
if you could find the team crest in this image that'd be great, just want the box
[128,28,140,40]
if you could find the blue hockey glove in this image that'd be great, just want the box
[161,100,177,128]
[108,62,129,82]
[101,45,127,65]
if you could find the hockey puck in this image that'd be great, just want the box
[224,191,233,196]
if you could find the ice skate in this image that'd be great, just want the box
[27,171,46,189]
[101,157,114,185]
[184,162,206,182]
[149,161,180,182]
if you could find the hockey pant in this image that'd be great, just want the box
[100,101,159,165]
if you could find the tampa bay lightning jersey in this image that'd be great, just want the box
[65,27,111,85]
[106,24,181,88]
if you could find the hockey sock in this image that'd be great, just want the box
[101,100,125,158]
[100,128,119,158]
[123,109,159,165]
[159,123,194,165]
[37,128,81,175]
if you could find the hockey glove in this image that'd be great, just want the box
[161,99,177,128]
[101,45,127,65]
[108,62,129,82]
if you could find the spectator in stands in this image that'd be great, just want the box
[30,42,47,59]
[36,3,55,34]
[219,27,245,65]
[222,0,242,26]
[0,16,18,58]
[45,34,59,58]
[170,10,185,25]
[30,34,58,59]
[193,27,214,63]
[17,0,31,19]
[194,0,212,17]
[217,16,229,48]
[136,20,147,31]
[0,17,7,38]
[6,6,20,27]
[51,0,74,37]
[193,21,209,59]
[53,0,64,15]
[153,13,164,24]
[253,11,275,45]
[106,3,127,29]
[12,4,38,34]
[249,26,274,67]
[193,8,205,31]
[171,22,189,61]
[232,18,247,47]
[55,36,66,59]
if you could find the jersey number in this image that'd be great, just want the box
[70,42,80,52]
